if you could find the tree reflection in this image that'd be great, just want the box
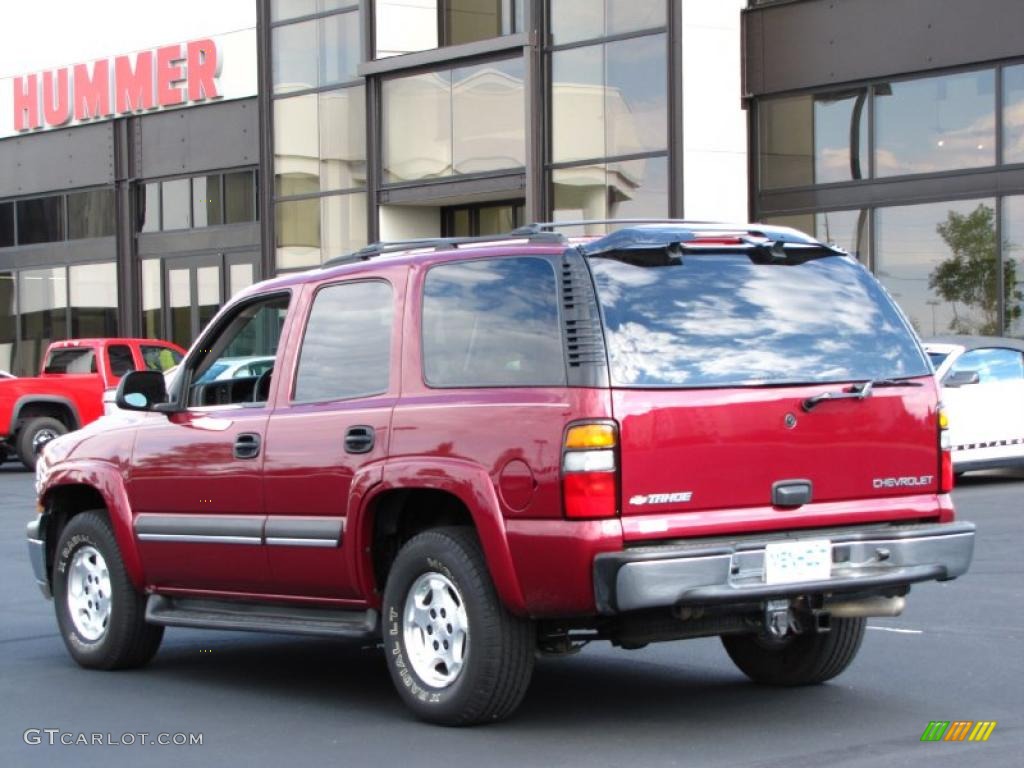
[929,204,1023,335]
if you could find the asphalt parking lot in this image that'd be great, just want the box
[1,463,1021,767]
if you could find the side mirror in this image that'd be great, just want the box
[944,369,980,388]
[115,370,169,412]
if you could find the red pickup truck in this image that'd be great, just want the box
[0,338,184,470]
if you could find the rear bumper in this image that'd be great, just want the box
[593,522,975,614]
[26,517,51,599]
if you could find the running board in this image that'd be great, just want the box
[145,595,379,639]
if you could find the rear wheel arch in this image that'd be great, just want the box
[358,478,527,614]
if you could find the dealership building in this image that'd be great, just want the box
[1,0,1022,375]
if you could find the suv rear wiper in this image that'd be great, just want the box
[802,378,923,412]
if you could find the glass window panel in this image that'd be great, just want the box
[188,296,289,406]
[550,0,604,44]
[759,95,813,189]
[816,209,871,265]
[321,193,367,261]
[951,348,1024,383]
[43,348,96,374]
[1001,196,1024,337]
[607,155,668,219]
[875,70,995,178]
[0,271,15,374]
[605,34,667,157]
[161,179,190,230]
[66,188,115,239]
[814,90,869,184]
[141,259,162,339]
[18,267,67,376]
[275,94,321,195]
[168,267,192,349]
[141,345,182,372]
[320,11,360,86]
[375,0,439,57]
[606,0,664,37]
[446,0,502,46]
[382,71,453,182]
[552,156,668,234]
[107,344,135,377]
[1004,64,1024,165]
[276,198,321,269]
[270,0,317,22]
[272,19,318,95]
[192,175,223,228]
[319,86,367,190]
[294,281,393,402]
[422,257,566,387]
[69,262,118,337]
[551,0,665,45]
[551,45,604,164]
[224,171,255,223]
[139,183,160,232]
[477,204,516,236]
[876,198,997,337]
[0,202,13,247]
[197,266,220,332]
[450,208,471,236]
[452,58,525,174]
[16,196,64,244]
[229,262,255,297]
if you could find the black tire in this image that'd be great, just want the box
[382,527,534,726]
[53,511,164,670]
[17,416,68,471]
[721,617,866,686]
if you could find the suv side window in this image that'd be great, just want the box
[107,344,135,377]
[422,257,565,387]
[294,280,393,402]
[141,345,183,372]
[951,348,1024,383]
[186,295,290,406]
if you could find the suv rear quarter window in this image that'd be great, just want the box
[107,344,135,376]
[422,257,566,387]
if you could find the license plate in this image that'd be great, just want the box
[763,539,832,585]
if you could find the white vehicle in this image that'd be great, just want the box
[924,336,1024,475]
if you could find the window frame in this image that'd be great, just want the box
[290,277,396,404]
[174,290,293,410]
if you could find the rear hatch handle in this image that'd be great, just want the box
[802,378,923,412]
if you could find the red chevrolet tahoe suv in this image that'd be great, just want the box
[27,223,975,725]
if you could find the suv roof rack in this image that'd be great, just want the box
[322,231,568,268]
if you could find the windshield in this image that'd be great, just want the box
[590,252,930,388]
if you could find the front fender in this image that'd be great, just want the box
[351,456,528,615]
[41,460,145,591]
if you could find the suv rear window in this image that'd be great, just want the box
[422,257,566,388]
[590,252,930,388]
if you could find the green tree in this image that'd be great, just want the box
[929,204,1023,335]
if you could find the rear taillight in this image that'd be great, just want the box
[939,405,954,492]
[562,422,619,519]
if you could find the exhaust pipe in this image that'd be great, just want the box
[827,596,906,618]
